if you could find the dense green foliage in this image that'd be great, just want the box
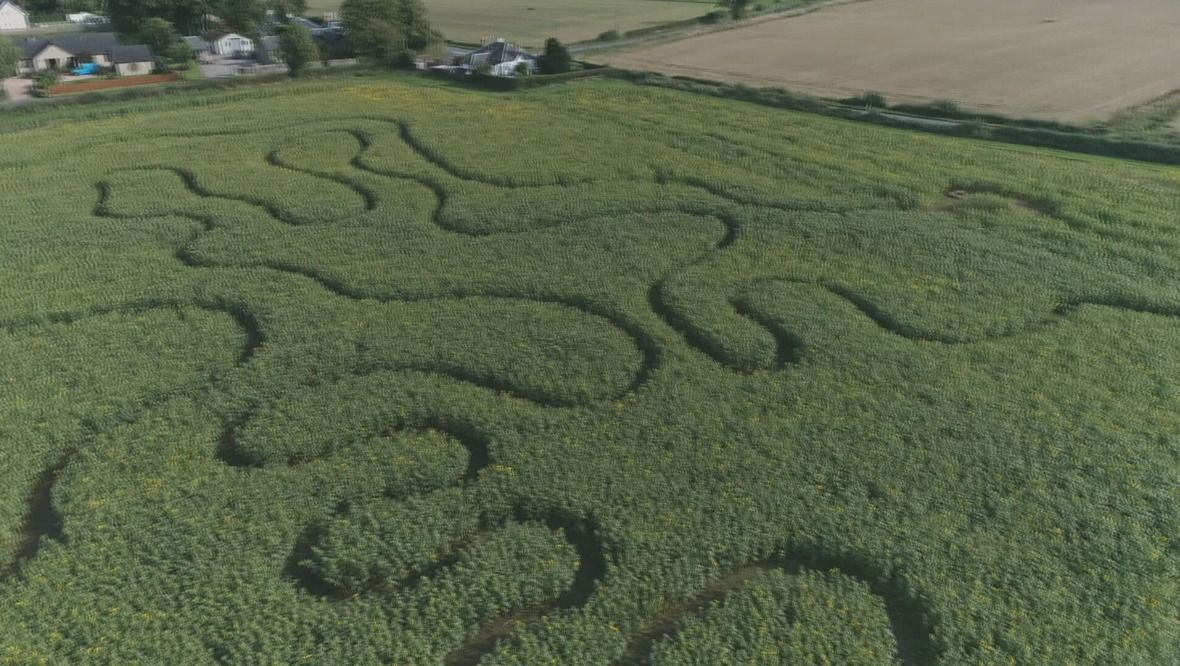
[0,74,1177,664]
[277,24,320,77]
[106,0,306,35]
[540,38,572,75]
[341,0,441,67]
[0,36,18,80]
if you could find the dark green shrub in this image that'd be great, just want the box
[539,37,572,74]
[843,91,887,108]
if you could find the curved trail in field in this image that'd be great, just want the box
[281,413,497,597]
[266,144,378,212]
[0,302,262,580]
[285,446,608,665]
[1,299,264,366]
[615,550,935,666]
[96,132,1180,384]
[717,277,1180,372]
[0,454,69,581]
[442,510,607,666]
[92,149,741,409]
[101,165,338,227]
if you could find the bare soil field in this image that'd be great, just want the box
[608,0,1180,122]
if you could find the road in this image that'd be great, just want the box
[1,77,32,104]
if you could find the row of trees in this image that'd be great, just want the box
[100,0,440,75]
[105,0,308,36]
[340,0,438,68]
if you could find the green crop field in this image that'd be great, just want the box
[0,74,1178,664]
[305,0,716,46]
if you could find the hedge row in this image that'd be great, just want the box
[606,70,1180,166]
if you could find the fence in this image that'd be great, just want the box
[46,73,180,96]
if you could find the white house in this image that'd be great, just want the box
[213,33,255,57]
[0,1,30,32]
[465,39,538,77]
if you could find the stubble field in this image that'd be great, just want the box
[0,74,1177,663]
[609,0,1180,122]
[305,0,713,46]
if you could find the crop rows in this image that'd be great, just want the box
[0,75,1175,663]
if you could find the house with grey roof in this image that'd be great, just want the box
[182,36,213,61]
[18,32,154,75]
[452,38,538,77]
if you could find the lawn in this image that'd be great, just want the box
[0,73,1176,663]
[306,0,714,46]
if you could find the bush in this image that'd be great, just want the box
[168,41,195,66]
[843,91,887,108]
[597,30,620,42]
[278,24,320,77]
[929,99,961,114]
[539,37,571,75]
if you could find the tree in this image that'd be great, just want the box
[0,36,19,80]
[719,0,750,19]
[214,0,268,33]
[141,17,179,57]
[107,0,204,35]
[539,37,571,75]
[278,24,318,76]
[340,0,440,67]
[168,41,195,65]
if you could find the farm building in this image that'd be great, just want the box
[0,0,29,31]
[110,44,153,76]
[213,33,255,57]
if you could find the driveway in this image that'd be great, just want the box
[201,55,276,79]
[1,77,32,104]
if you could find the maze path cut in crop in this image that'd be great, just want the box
[0,303,260,580]
[0,454,69,580]
[616,550,935,665]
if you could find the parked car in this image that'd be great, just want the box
[71,63,100,76]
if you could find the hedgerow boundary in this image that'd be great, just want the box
[8,65,1178,168]
[597,70,1180,165]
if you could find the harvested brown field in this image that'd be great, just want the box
[608,0,1180,122]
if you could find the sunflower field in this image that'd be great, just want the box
[0,74,1177,664]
